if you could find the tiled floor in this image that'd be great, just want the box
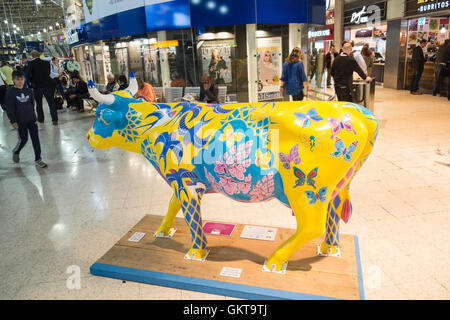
[0,88,449,300]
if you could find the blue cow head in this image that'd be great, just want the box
[86,72,142,153]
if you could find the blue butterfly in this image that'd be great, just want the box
[330,137,359,162]
[295,108,323,128]
[293,166,318,189]
[305,187,328,205]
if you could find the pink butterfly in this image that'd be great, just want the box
[327,113,357,139]
[229,163,245,180]
[238,175,252,194]
[219,176,238,195]
[279,145,301,170]
[214,160,228,175]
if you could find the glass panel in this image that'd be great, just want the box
[194,25,248,103]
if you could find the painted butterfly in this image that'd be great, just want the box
[293,167,318,189]
[305,187,328,205]
[330,137,358,162]
[327,113,357,139]
[279,144,301,170]
[295,108,323,128]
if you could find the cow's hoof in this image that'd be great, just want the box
[263,257,288,274]
[184,248,210,262]
[318,242,341,257]
[154,227,176,238]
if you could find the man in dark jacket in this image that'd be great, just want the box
[325,44,338,88]
[410,40,427,95]
[27,50,58,124]
[433,39,450,100]
[331,43,372,102]
[5,70,47,167]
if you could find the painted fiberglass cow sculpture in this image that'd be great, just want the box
[86,73,378,272]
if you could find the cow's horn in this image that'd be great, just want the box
[88,80,115,105]
[126,71,138,96]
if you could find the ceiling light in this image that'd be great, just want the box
[49,26,53,30]
[43,28,47,32]
[56,22,60,26]
[35,0,41,5]
[3,20,7,24]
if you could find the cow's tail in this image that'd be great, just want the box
[320,108,379,255]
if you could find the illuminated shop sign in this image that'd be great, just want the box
[418,1,450,12]
[344,1,386,27]
[405,0,450,16]
[308,29,331,38]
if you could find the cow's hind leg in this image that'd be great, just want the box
[173,183,208,260]
[266,197,328,272]
[319,189,346,256]
[155,194,181,237]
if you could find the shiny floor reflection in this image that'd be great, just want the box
[0,90,449,299]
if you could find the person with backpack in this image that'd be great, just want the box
[280,47,312,101]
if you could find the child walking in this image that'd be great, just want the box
[5,70,47,168]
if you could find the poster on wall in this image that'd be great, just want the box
[200,40,233,85]
[143,46,160,85]
[257,37,282,101]
[115,48,129,79]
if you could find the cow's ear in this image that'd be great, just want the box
[100,109,122,125]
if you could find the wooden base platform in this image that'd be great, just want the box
[90,215,364,300]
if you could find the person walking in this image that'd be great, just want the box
[331,43,372,102]
[0,69,7,110]
[433,39,450,100]
[27,50,59,125]
[0,61,14,87]
[325,44,338,88]
[5,70,47,168]
[362,44,374,77]
[410,40,427,95]
[280,48,312,101]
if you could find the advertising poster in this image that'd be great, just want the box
[200,40,233,85]
[143,46,160,84]
[256,37,282,101]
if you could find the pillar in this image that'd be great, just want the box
[334,0,344,50]
[246,24,258,102]
[157,31,171,89]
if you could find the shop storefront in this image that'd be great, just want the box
[344,1,388,83]
[307,0,335,89]
[64,0,326,103]
[404,0,450,95]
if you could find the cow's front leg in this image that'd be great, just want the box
[155,194,181,237]
[174,182,208,261]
